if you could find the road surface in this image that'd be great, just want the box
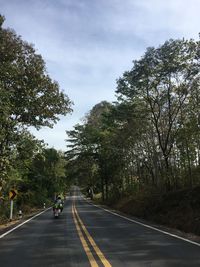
[0,189,200,266]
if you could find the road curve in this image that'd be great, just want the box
[0,192,200,266]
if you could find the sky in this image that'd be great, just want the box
[1,0,200,150]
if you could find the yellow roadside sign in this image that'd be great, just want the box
[9,189,17,200]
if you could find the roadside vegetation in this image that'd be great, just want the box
[1,13,200,235]
[66,37,200,235]
[0,15,72,223]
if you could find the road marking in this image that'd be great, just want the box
[74,203,112,267]
[72,203,98,267]
[0,207,52,239]
[87,200,200,247]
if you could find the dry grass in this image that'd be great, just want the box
[111,186,200,236]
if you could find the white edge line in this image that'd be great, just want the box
[0,207,52,239]
[84,198,200,247]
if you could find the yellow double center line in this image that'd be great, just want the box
[72,200,112,267]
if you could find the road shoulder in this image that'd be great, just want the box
[86,198,200,245]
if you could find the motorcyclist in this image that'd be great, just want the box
[53,196,63,212]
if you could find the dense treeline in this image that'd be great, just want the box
[0,15,72,220]
[66,38,200,202]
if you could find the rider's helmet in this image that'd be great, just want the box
[56,196,62,204]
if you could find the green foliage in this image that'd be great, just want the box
[23,148,66,204]
[0,21,72,129]
[66,37,200,203]
[0,15,72,221]
[0,16,72,185]
[66,101,114,199]
[116,38,200,190]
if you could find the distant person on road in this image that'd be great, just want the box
[88,187,93,200]
[53,196,63,212]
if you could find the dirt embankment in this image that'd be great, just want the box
[112,186,200,236]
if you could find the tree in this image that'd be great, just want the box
[0,15,72,184]
[66,37,200,203]
[28,148,66,202]
[116,38,200,190]
[66,101,114,200]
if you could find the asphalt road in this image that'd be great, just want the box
[0,190,200,266]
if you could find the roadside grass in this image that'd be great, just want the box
[107,186,200,236]
[0,198,52,228]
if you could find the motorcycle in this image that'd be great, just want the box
[53,202,63,218]
[53,207,61,218]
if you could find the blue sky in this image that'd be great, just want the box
[1,0,200,150]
